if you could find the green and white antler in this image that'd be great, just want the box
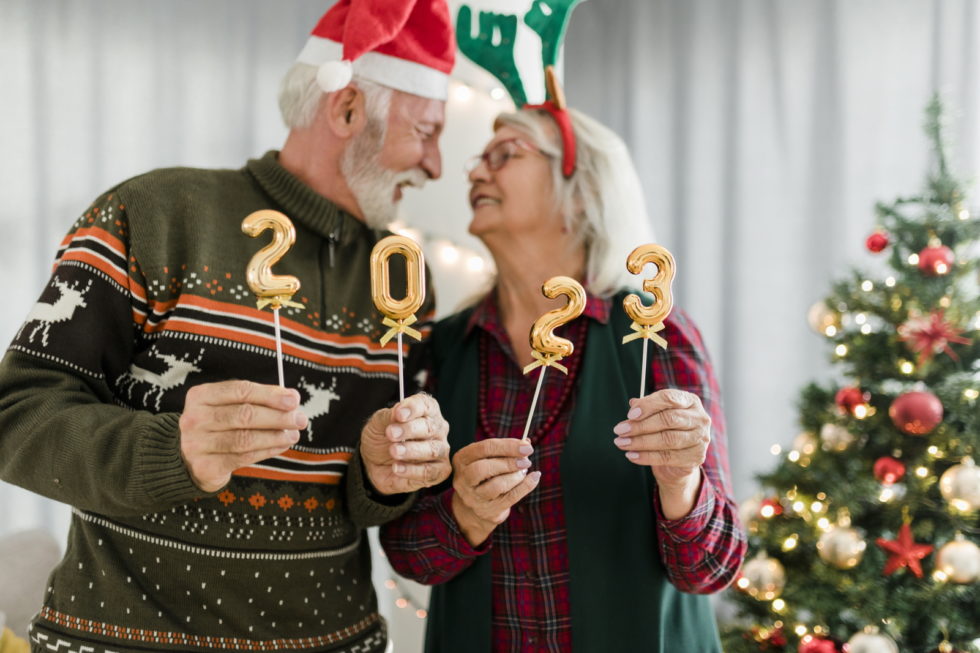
[523,0,585,70]
[456,6,528,106]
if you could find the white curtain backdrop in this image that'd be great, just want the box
[1,1,978,650]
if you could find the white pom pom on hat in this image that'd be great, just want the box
[316,60,354,93]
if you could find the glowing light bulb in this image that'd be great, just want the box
[885,276,896,287]
[824,325,838,337]
[438,242,460,265]
[770,445,782,456]
[772,599,786,612]
[466,255,485,273]
[900,361,915,374]
[835,344,848,357]
[453,84,474,102]
[908,253,920,265]
[964,389,978,400]
[861,280,874,291]
[915,467,928,478]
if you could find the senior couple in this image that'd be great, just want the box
[0,1,745,651]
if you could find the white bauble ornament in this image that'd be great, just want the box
[939,457,980,512]
[935,534,980,583]
[736,552,786,600]
[817,524,866,569]
[847,628,898,653]
[820,423,855,452]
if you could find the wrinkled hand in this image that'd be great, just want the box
[612,389,710,489]
[180,380,307,493]
[451,438,540,547]
[360,393,450,495]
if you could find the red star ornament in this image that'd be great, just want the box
[876,522,934,577]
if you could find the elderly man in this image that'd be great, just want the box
[0,1,454,651]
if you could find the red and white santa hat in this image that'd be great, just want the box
[296,0,455,101]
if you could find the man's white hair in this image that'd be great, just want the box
[493,108,656,298]
[278,62,392,130]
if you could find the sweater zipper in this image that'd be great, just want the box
[327,231,338,267]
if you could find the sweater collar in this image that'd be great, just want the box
[245,150,374,245]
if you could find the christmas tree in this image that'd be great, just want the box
[721,97,980,653]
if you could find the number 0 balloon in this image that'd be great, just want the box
[370,235,426,401]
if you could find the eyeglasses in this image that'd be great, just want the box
[464,138,543,173]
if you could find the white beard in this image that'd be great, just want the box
[341,121,427,229]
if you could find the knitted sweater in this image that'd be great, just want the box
[0,151,433,652]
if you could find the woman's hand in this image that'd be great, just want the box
[612,389,709,519]
[450,438,541,547]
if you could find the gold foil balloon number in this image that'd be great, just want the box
[526,276,587,372]
[370,235,426,342]
[370,235,427,402]
[622,244,675,343]
[242,210,302,310]
[521,276,586,440]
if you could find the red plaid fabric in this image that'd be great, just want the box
[381,292,746,652]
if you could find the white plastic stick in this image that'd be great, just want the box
[522,367,548,441]
[273,307,285,387]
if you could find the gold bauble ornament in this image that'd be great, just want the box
[847,627,898,653]
[792,431,818,456]
[736,552,786,600]
[807,301,841,336]
[817,523,867,569]
[935,533,980,583]
[939,457,980,512]
[820,423,855,452]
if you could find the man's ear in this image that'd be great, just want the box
[322,85,367,139]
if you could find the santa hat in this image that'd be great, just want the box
[296,0,455,101]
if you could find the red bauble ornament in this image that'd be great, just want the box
[918,245,954,276]
[876,521,934,578]
[835,386,870,415]
[760,497,783,517]
[889,391,943,435]
[873,456,906,484]
[865,231,889,253]
[799,634,843,653]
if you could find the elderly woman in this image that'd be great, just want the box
[380,106,746,652]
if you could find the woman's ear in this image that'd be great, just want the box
[321,85,368,139]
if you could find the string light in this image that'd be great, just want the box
[835,344,848,357]
[824,325,838,337]
[772,599,787,613]
[916,466,929,478]
[770,444,782,456]
[861,280,874,292]
[855,313,867,325]
[860,324,872,334]
[964,388,978,401]
[385,576,429,619]
[908,253,920,265]
[885,276,896,287]
[810,501,824,513]
[795,625,808,636]
[782,535,799,551]
[899,360,915,375]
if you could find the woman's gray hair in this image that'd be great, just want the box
[278,62,393,129]
[494,108,655,298]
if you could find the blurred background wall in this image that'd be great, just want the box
[1,0,977,650]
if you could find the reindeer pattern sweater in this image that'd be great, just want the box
[0,151,433,652]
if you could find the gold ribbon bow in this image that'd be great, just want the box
[621,320,668,349]
[256,296,305,311]
[380,315,423,346]
[522,350,569,375]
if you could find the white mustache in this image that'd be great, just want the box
[395,168,428,190]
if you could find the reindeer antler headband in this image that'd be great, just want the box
[456,0,584,178]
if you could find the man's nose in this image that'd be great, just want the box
[422,142,442,180]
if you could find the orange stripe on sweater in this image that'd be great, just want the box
[280,450,353,464]
[232,467,342,485]
[161,320,398,373]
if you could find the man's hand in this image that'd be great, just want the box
[450,438,540,547]
[612,389,710,519]
[360,393,450,496]
[179,380,307,493]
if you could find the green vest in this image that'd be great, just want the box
[424,294,722,652]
